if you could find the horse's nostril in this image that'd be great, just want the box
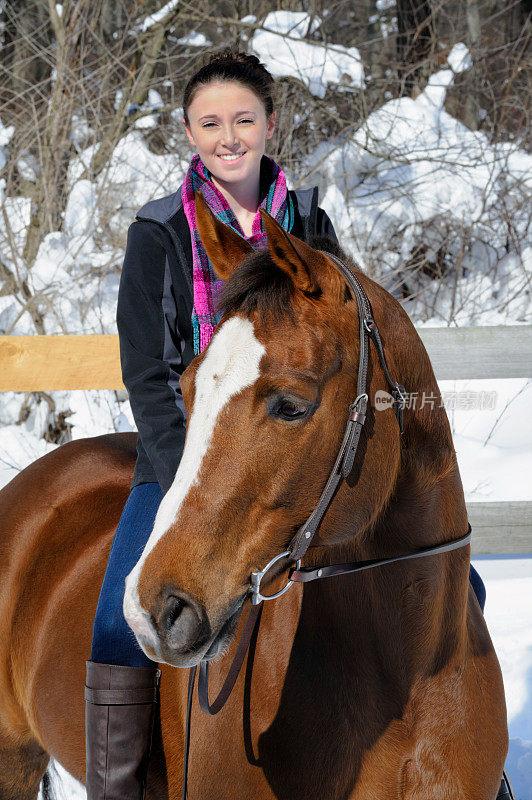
[158,588,205,650]
[165,595,185,632]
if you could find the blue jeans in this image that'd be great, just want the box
[91,481,487,666]
[91,482,163,667]
[469,562,486,612]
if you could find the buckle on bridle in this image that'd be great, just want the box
[250,551,301,606]
[363,317,376,334]
[349,392,368,424]
[392,383,407,434]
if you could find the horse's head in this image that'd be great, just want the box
[123,191,431,667]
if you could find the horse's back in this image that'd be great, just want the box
[0,433,137,772]
[0,430,137,523]
[0,431,137,561]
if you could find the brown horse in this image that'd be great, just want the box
[0,193,508,799]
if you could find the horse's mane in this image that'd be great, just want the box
[217,235,358,322]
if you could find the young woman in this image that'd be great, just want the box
[84,47,487,799]
[83,48,339,799]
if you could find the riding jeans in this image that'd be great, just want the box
[91,481,163,667]
[91,481,487,667]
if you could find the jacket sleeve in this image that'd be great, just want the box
[316,206,339,244]
[117,220,187,495]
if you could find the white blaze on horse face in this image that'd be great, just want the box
[123,315,266,652]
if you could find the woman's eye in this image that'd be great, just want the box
[202,119,253,128]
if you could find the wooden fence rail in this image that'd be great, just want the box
[1,325,531,391]
[1,326,531,555]
[416,325,532,380]
[467,501,531,555]
[0,334,124,391]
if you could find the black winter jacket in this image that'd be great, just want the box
[117,176,338,495]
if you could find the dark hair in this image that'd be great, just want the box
[182,47,276,128]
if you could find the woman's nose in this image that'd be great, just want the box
[219,125,238,146]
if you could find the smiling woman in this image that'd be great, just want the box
[183,85,273,239]
[181,64,277,239]
[81,45,340,800]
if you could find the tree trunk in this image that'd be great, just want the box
[396,0,436,97]
[22,1,90,265]
[463,0,481,130]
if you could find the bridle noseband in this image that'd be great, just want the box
[181,251,472,798]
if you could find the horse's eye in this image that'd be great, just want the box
[269,397,310,421]
[279,400,304,417]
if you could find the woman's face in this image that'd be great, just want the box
[182,81,275,188]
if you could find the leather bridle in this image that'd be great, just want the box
[181,251,472,798]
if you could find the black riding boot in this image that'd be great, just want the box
[84,660,161,800]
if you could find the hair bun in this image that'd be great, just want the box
[207,48,264,73]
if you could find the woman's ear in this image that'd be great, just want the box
[195,189,254,280]
[182,117,196,149]
[266,111,276,140]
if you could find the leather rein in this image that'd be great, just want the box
[181,251,472,798]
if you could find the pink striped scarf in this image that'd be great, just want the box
[181,152,294,355]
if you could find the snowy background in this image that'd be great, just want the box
[1,7,530,799]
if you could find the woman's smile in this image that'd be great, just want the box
[217,151,247,163]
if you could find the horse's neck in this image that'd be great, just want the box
[295,463,471,687]
[252,467,478,799]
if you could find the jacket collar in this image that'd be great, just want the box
[136,182,319,225]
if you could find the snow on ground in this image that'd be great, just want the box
[474,555,532,800]
[442,377,532,503]
[0,115,14,171]
[137,0,179,32]
[306,46,531,324]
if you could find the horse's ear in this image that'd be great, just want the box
[195,189,254,280]
[259,207,322,294]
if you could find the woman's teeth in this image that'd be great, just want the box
[218,152,246,161]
